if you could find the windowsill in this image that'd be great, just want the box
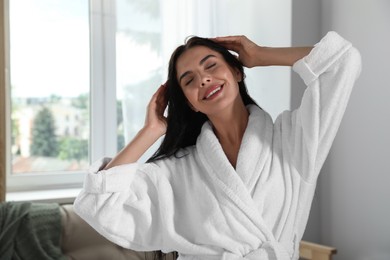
[6,188,81,204]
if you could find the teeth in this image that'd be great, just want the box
[206,87,221,99]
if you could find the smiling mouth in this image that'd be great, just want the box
[203,85,224,100]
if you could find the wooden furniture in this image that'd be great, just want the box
[300,240,337,260]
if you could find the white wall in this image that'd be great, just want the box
[291,0,322,243]
[320,1,390,259]
[292,1,390,259]
[214,0,292,120]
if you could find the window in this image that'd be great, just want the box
[5,0,117,192]
[4,0,292,193]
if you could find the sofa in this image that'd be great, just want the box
[60,204,176,260]
[0,202,336,260]
[0,202,176,260]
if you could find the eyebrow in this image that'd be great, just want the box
[179,54,216,83]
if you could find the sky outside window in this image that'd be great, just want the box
[9,0,90,173]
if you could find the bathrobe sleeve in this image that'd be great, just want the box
[73,157,166,252]
[280,31,362,182]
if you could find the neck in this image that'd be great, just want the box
[208,101,249,146]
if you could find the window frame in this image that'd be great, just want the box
[2,0,293,196]
[1,0,7,201]
[4,0,118,192]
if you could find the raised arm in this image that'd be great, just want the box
[215,32,362,183]
[212,35,313,67]
[104,83,168,169]
[279,32,361,182]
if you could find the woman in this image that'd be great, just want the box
[74,32,361,260]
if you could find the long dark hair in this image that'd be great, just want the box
[147,36,258,164]
[148,37,259,260]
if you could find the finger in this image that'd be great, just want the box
[155,84,168,110]
[216,42,242,55]
[212,35,243,43]
[156,91,168,108]
[211,37,243,53]
[220,42,241,51]
[149,85,166,113]
[153,84,166,98]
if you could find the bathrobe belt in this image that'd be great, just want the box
[221,241,291,260]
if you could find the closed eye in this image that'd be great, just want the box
[206,63,216,69]
[185,78,194,86]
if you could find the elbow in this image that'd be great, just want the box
[348,46,363,77]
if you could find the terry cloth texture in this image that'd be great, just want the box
[74,31,361,260]
[0,202,66,260]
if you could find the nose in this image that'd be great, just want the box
[201,78,211,87]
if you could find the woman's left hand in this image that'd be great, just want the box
[212,35,264,68]
[213,35,313,67]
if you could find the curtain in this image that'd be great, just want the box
[118,0,292,163]
[161,0,293,120]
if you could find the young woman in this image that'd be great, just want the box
[74,31,361,260]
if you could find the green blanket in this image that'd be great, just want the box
[0,202,67,260]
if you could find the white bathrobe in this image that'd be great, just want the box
[74,32,361,260]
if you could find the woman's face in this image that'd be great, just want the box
[176,46,242,116]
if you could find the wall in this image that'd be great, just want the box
[291,0,322,243]
[292,1,390,259]
[213,0,292,121]
[319,1,390,259]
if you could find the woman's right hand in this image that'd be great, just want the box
[144,83,168,137]
[104,84,168,169]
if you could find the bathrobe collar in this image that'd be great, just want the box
[196,105,274,239]
[197,105,273,192]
